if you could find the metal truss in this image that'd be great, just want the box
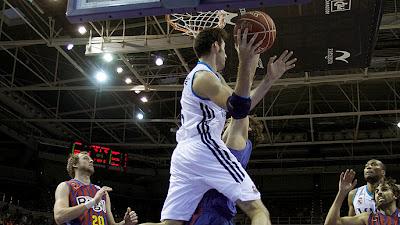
[0,0,162,144]
[0,0,399,156]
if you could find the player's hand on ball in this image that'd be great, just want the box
[266,50,297,82]
[124,207,138,225]
[94,186,113,204]
[338,169,357,195]
[235,28,263,63]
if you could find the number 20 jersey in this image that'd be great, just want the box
[66,179,108,225]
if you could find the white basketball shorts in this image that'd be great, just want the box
[160,137,260,221]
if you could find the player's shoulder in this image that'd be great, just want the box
[352,184,366,194]
[55,181,70,193]
[348,187,358,200]
[194,70,219,82]
[349,188,357,195]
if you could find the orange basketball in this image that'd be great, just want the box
[234,11,276,54]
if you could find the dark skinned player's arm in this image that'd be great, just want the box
[347,189,356,216]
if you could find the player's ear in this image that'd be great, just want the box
[212,41,220,52]
[73,159,80,168]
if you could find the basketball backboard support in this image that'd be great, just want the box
[66,0,311,23]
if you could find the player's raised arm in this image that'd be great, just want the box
[223,117,249,151]
[324,170,367,225]
[193,29,261,119]
[250,50,297,110]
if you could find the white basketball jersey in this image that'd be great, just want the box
[176,62,227,143]
[353,185,376,215]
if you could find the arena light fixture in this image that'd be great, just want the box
[103,53,113,63]
[125,77,132,84]
[67,43,74,50]
[397,122,400,128]
[95,71,107,82]
[135,90,141,94]
[140,96,148,103]
[78,26,87,35]
[136,113,144,120]
[155,56,164,66]
[116,67,123,74]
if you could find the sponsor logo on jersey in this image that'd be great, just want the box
[76,196,106,213]
[358,196,363,205]
[70,182,80,191]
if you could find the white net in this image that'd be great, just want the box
[165,10,236,37]
[166,9,264,68]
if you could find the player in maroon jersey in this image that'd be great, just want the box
[54,151,138,225]
[324,169,400,225]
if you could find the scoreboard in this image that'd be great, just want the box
[71,141,128,170]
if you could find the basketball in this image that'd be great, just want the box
[234,11,276,54]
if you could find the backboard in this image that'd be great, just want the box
[66,0,311,23]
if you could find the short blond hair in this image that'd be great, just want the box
[66,151,88,178]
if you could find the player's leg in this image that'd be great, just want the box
[199,138,271,225]
[236,199,270,225]
[140,142,211,224]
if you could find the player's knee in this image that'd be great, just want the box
[160,219,185,225]
[237,200,269,219]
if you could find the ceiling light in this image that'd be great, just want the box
[116,67,123,74]
[95,71,107,82]
[134,90,141,94]
[140,96,148,103]
[103,53,113,63]
[136,113,144,120]
[397,122,400,128]
[78,26,87,35]
[125,77,132,84]
[67,43,74,50]
[155,56,163,66]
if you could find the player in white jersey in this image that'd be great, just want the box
[347,159,386,216]
[141,28,296,225]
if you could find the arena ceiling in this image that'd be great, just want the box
[0,0,400,173]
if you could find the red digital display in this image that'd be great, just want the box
[71,141,127,170]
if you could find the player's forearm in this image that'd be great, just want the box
[250,76,273,110]
[54,204,87,225]
[234,62,253,97]
[235,54,260,98]
[324,192,347,225]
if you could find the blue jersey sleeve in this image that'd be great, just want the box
[228,140,253,169]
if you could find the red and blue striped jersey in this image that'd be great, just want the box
[66,179,108,225]
[368,209,400,225]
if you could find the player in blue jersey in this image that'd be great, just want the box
[324,170,400,225]
[186,115,264,225]
[53,151,139,225]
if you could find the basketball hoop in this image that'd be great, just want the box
[165,10,237,37]
[166,9,264,68]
